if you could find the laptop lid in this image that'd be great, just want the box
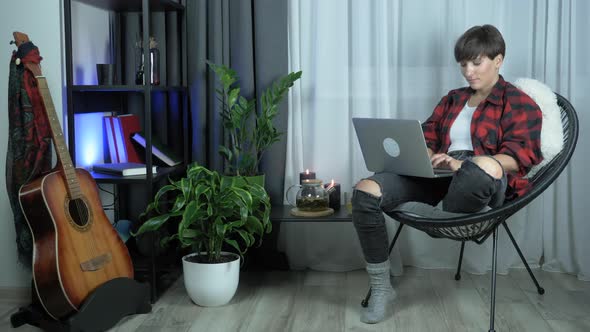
[352,118,453,178]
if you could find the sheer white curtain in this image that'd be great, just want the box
[281,0,589,280]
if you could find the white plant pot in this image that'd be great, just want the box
[182,252,240,307]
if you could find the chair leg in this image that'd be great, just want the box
[455,241,466,280]
[488,228,498,332]
[387,224,404,256]
[502,222,545,294]
[361,224,404,307]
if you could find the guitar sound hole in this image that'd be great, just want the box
[68,198,90,228]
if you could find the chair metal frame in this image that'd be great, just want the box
[361,93,579,332]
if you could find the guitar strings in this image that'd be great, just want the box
[41,83,101,259]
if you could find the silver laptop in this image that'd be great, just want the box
[352,118,454,178]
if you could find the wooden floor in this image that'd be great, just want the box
[2,268,589,332]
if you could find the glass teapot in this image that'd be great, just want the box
[286,179,331,211]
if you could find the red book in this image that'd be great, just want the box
[117,114,142,163]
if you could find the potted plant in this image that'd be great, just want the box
[134,163,271,306]
[208,61,302,177]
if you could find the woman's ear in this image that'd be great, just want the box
[495,54,504,68]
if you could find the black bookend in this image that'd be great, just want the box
[11,278,151,332]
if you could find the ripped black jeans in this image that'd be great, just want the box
[352,158,507,263]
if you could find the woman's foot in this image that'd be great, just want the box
[361,261,397,324]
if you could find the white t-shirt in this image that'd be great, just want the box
[448,103,476,152]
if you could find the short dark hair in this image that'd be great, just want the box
[454,25,505,62]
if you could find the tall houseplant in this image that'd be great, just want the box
[208,61,302,176]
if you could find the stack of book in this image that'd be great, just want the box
[93,162,158,177]
[103,114,181,167]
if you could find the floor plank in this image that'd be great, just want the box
[470,271,554,332]
[386,268,451,331]
[284,270,346,332]
[546,319,590,332]
[2,268,589,331]
[242,271,302,332]
[512,269,590,322]
[429,269,490,331]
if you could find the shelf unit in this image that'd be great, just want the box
[90,165,182,184]
[63,0,188,301]
[70,85,187,92]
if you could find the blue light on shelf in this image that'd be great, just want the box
[74,112,108,168]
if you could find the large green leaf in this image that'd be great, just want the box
[220,176,235,191]
[150,184,178,212]
[218,146,233,163]
[244,216,264,236]
[180,228,203,240]
[178,201,199,239]
[233,187,253,207]
[224,238,242,254]
[135,209,183,235]
[236,229,254,247]
[225,218,246,230]
[227,88,240,110]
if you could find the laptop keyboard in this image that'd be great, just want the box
[433,168,454,174]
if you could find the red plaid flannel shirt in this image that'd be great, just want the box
[422,76,543,199]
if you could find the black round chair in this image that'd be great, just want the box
[362,93,579,332]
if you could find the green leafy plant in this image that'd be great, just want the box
[134,163,272,263]
[208,61,302,176]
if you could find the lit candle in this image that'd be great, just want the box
[324,179,341,210]
[299,169,316,184]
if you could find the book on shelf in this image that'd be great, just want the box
[103,114,142,163]
[131,133,182,166]
[104,116,123,163]
[93,162,157,177]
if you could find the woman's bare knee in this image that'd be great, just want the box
[355,179,382,197]
[471,156,503,179]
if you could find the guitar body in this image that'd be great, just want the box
[19,168,134,320]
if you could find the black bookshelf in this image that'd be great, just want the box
[91,164,185,184]
[63,0,189,304]
[70,85,187,92]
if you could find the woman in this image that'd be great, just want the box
[351,24,543,324]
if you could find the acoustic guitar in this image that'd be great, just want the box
[15,32,134,320]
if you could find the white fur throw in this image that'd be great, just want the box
[512,78,564,178]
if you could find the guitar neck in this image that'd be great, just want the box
[36,77,82,200]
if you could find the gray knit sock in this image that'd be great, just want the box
[361,260,396,324]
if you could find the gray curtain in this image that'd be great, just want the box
[186,0,289,204]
